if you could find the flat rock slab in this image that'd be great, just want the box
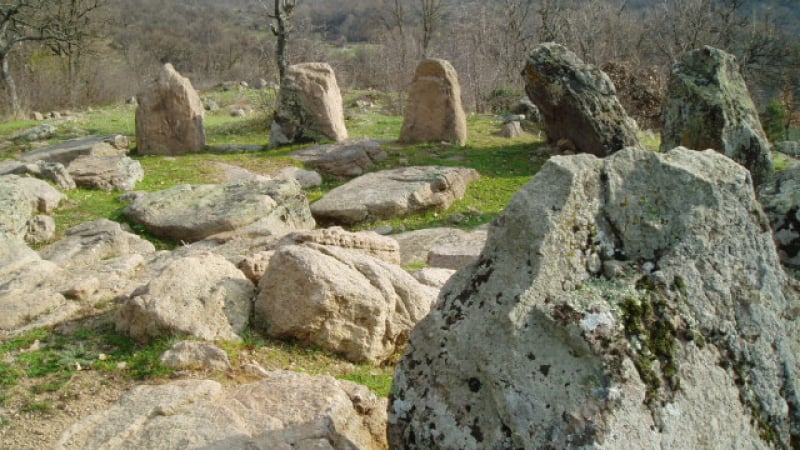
[55,372,388,450]
[68,155,144,191]
[311,166,479,225]
[290,139,388,178]
[39,219,155,269]
[123,179,315,242]
[392,227,472,266]
[20,135,128,165]
[427,228,488,270]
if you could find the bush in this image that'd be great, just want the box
[761,99,788,142]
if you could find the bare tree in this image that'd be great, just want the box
[418,0,445,58]
[0,0,104,116]
[265,0,297,82]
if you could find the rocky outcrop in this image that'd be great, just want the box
[661,46,773,186]
[311,166,479,225]
[255,243,436,363]
[116,253,254,342]
[39,219,155,269]
[278,227,401,265]
[67,155,144,191]
[271,62,348,146]
[389,147,800,449]
[123,179,315,242]
[136,63,206,155]
[290,139,388,178]
[759,164,800,267]
[400,59,467,146]
[159,341,231,371]
[20,135,129,166]
[55,371,388,450]
[0,175,64,241]
[522,43,640,156]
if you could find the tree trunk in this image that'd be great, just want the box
[0,53,21,117]
[274,0,289,82]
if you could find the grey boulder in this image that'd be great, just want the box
[290,139,388,178]
[68,155,144,191]
[311,166,479,225]
[20,134,129,166]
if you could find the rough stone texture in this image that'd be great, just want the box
[661,46,773,186]
[271,62,348,146]
[123,179,315,242]
[275,166,323,188]
[775,141,800,157]
[25,214,56,244]
[427,228,488,270]
[311,166,479,225]
[68,155,144,191]
[290,139,388,178]
[20,135,129,166]
[522,43,640,156]
[12,124,56,142]
[255,243,437,363]
[412,267,456,289]
[39,219,155,269]
[237,250,275,283]
[116,253,255,342]
[400,59,467,146]
[389,147,800,449]
[759,164,800,267]
[278,227,401,265]
[136,63,206,155]
[392,227,473,266]
[55,371,388,450]
[5,160,77,190]
[159,341,231,371]
[499,121,524,139]
[0,175,63,240]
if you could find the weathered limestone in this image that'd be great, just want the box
[136,63,206,155]
[20,135,129,166]
[39,219,155,269]
[159,341,231,371]
[278,226,401,265]
[311,166,479,225]
[67,155,144,191]
[123,179,315,242]
[400,59,467,146]
[271,62,348,146]
[389,147,799,449]
[115,253,254,342]
[661,46,773,186]
[255,243,436,363]
[55,372,388,450]
[0,175,64,241]
[522,43,640,156]
[290,139,388,178]
[427,228,488,270]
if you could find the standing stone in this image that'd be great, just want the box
[522,43,640,156]
[661,46,773,186]
[136,63,206,155]
[400,59,467,146]
[271,62,348,146]
[389,147,799,449]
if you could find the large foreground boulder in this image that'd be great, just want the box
[400,59,467,146]
[661,46,773,186]
[522,43,640,156]
[116,253,254,342]
[255,243,436,363]
[389,147,800,449]
[136,63,206,155]
[55,371,387,450]
[123,179,315,242]
[311,166,479,225]
[271,62,348,146]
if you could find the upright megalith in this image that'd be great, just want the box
[522,43,640,156]
[661,46,773,186]
[389,147,800,449]
[136,63,206,155]
[400,59,467,146]
[270,62,348,146]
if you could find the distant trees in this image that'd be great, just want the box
[0,0,105,116]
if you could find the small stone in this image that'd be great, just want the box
[446,213,465,224]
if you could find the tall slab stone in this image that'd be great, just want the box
[400,59,467,146]
[661,46,773,186]
[136,63,206,155]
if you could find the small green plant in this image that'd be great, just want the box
[761,99,788,143]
